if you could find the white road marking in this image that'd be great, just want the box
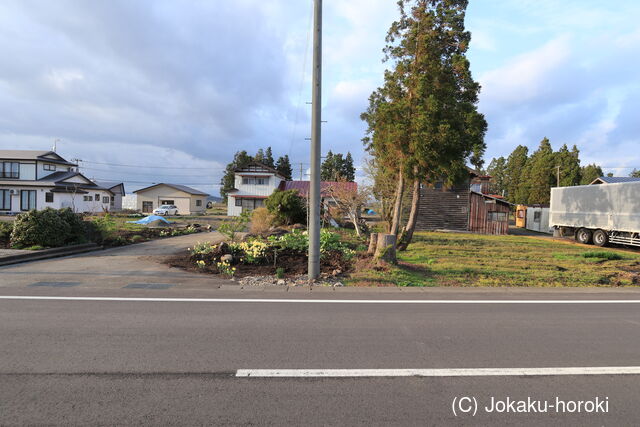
[235,367,640,378]
[0,296,640,304]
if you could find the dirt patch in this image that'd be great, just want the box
[166,247,352,278]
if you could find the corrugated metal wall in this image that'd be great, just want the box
[468,192,510,235]
[415,185,470,231]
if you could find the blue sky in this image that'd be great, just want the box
[0,0,638,194]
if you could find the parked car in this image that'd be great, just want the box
[153,205,179,216]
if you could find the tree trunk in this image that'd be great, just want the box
[390,166,405,237]
[367,232,378,255]
[397,178,421,251]
[374,233,397,264]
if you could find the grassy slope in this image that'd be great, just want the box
[348,232,640,287]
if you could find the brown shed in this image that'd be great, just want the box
[415,171,511,235]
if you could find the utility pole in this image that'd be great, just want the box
[556,165,560,187]
[308,0,322,281]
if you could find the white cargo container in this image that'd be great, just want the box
[549,181,640,247]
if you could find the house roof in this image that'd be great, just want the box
[234,162,286,178]
[280,180,358,198]
[590,176,640,185]
[470,191,512,206]
[0,150,77,166]
[94,181,126,193]
[133,183,209,196]
[0,171,113,194]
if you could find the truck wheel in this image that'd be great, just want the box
[593,229,609,247]
[576,228,593,245]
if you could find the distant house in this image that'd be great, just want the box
[0,150,115,213]
[133,183,209,215]
[415,170,511,235]
[590,176,640,185]
[227,162,286,216]
[94,181,126,212]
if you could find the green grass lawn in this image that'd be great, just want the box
[348,232,640,287]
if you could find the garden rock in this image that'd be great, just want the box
[220,254,233,263]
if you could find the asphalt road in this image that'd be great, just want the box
[1,238,640,425]
[1,293,640,425]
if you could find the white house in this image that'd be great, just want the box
[0,150,116,214]
[133,183,209,215]
[227,162,286,216]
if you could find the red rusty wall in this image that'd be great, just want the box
[469,192,510,235]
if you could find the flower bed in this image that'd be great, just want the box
[172,230,357,278]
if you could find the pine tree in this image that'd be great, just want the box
[554,144,581,187]
[580,164,603,184]
[220,150,254,202]
[486,156,507,196]
[342,152,356,181]
[275,155,293,180]
[504,145,529,204]
[321,151,335,181]
[264,147,275,168]
[526,138,555,204]
[254,148,265,164]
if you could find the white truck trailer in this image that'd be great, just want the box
[549,181,640,247]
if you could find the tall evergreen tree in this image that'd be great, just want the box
[554,144,581,187]
[264,147,275,168]
[504,145,529,203]
[526,138,555,204]
[630,169,640,178]
[580,164,604,184]
[342,152,356,181]
[254,148,265,164]
[275,155,293,180]
[486,156,507,196]
[364,0,486,249]
[220,150,254,201]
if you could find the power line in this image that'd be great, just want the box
[90,177,218,186]
[80,166,221,178]
[78,160,225,170]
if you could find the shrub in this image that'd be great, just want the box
[90,214,117,243]
[0,221,13,242]
[57,208,87,244]
[218,211,251,241]
[130,235,144,243]
[250,207,274,234]
[265,190,306,225]
[11,209,71,248]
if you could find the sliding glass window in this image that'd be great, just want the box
[0,190,11,210]
[20,190,36,211]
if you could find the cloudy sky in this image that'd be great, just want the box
[1,0,638,195]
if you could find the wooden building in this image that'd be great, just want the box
[415,171,511,235]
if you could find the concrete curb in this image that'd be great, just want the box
[0,243,102,267]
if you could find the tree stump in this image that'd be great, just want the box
[367,232,378,255]
[374,233,397,264]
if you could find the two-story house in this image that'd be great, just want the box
[0,150,117,214]
[227,162,286,216]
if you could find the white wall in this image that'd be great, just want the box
[36,161,70,180]
[227,172,282,216]
[526,207,552,234]
[19,162,36,180]
[227,197,243,216]
[2,187,112,214]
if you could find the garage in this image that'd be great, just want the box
[133,183,209,215]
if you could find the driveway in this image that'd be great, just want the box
[0,232,235,292]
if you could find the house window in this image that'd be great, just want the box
[196,199,202,207]
[102,196,110,203]
[95,194,100,201]
[256,178,266,185]
[20,190,36,211]
[255,199,264,208]
[242,177,252,185]
[533,211,541,222]
[160,200,174,205]
[2,162,19,179]
[142,201,153,213]
[470,183,482,193]
[0,190,11,210]
[43,164,56,171]
[83,195,92,201]
[235,198,242,207]
[488,211,507,222]
[45,192,54,203]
